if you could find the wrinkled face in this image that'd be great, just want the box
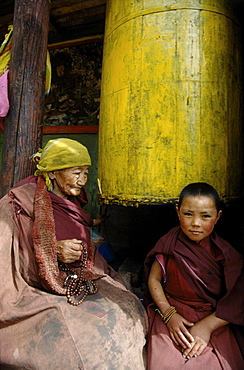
[49,166,89,198]
[176,196,222,243]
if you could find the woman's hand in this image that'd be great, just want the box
[57,239,83,263]
[166,313,195,349]
[93,214,109,227]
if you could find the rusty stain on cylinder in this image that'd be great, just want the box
[98,0,243,206]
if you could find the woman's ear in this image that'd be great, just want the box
[48,171,55,180]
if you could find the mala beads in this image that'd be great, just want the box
[155,306,177,324]
[60,246,98,306]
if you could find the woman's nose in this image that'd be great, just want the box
[77,174,87,185]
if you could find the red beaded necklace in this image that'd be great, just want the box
[60,246,98,306]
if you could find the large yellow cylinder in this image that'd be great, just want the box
[98,0,243,206]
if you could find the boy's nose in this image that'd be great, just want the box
[192,216,201,226]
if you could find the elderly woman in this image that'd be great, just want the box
[0,138,148,369]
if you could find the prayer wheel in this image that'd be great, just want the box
[98,0,243,206]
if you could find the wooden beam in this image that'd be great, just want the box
[48,34,103,50]
[43,125,99,134]
[54,5,106,25]
[0,0,50,197]
[1,125,99,135]
[50,0,106,17]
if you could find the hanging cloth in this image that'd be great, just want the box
[0,69,9,117]
[0,26,12,119]
[0,25,12,76]
[0,25,51,93]
[0,25,51,124]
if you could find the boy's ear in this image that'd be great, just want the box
[215,210,222,224]
[176,206,180,219]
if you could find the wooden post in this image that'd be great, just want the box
[0,0,50,197]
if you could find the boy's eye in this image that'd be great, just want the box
[202,214,211,218]
[184,212,192,216]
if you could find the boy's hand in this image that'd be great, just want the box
[182,321,211,358]
[166,313,195,349]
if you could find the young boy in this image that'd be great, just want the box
[144,182,243,369]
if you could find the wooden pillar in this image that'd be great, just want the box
[0,0,50,197]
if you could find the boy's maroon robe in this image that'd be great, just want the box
[144,227,244,369]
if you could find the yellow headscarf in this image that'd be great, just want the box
[32,138,91,190]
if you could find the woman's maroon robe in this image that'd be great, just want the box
[0,176,148,369]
